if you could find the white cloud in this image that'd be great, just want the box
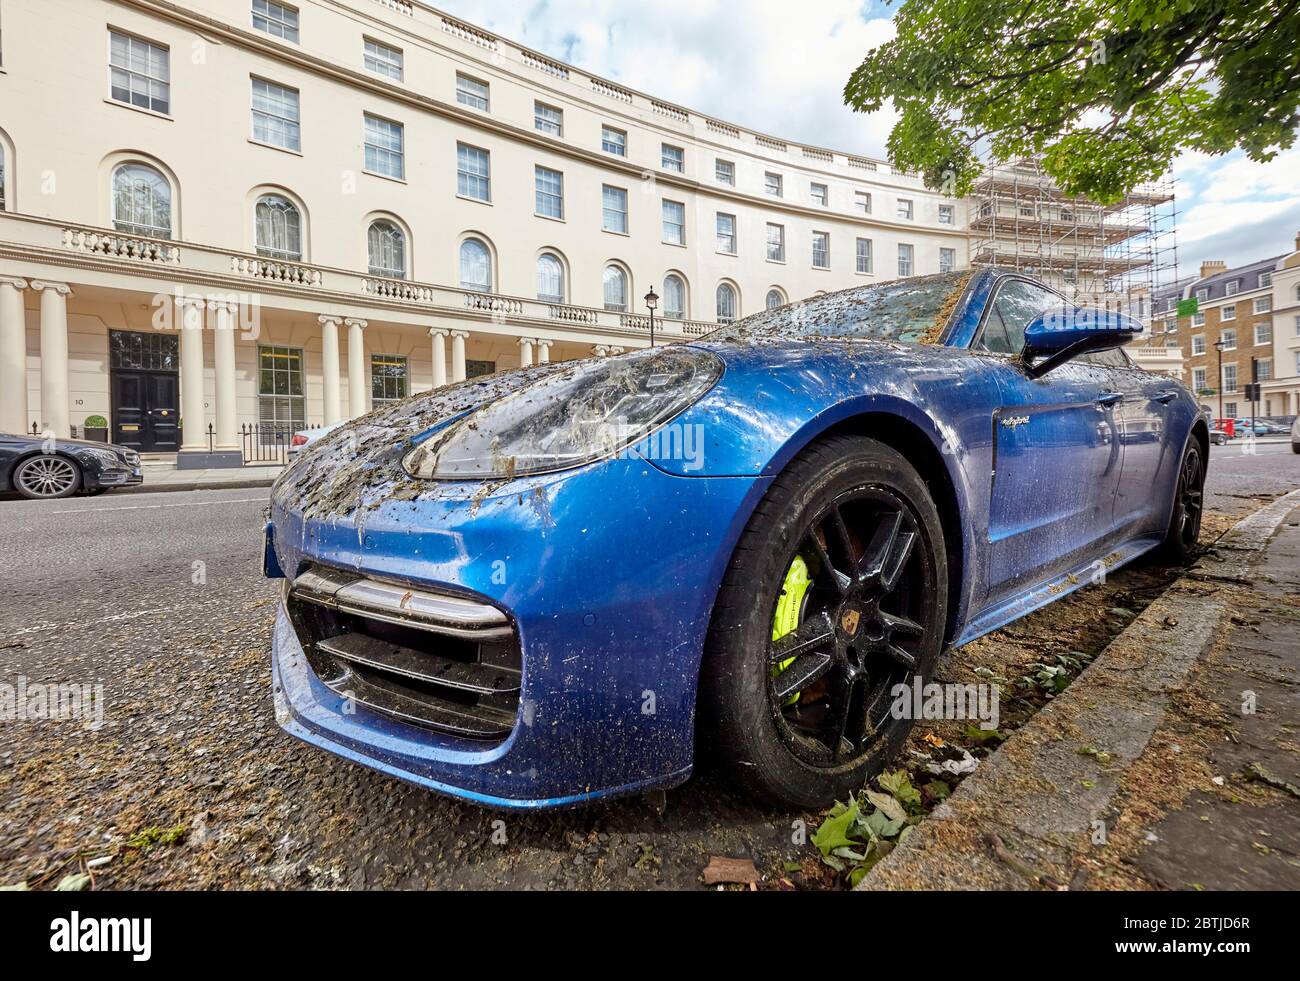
[1188,146,1300,205]
[1172,146,1300,275]
[437,0,898,156]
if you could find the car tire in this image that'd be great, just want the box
[1156,442,1204,563]
[13,455,83,500]
[699,435,948,809]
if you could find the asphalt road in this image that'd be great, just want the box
[1,441,1296,890]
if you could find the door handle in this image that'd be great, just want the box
[1096,392,1124,408]
[1154,390,1179,404]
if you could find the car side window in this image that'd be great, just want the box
[977,280,1064,356]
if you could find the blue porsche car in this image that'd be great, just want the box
[265,269,1206,810]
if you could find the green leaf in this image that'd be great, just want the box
[54,873,91,892]
[878,771,923,810]
[841,0,1300,201]
[865,789,908,823]
[811,797,861,856]
[923,780,953,803]
[864,808,906,840]
[964,725,1006,745]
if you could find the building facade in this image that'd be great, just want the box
[1152,235,1300,421]
[1268,240,1300,416]
[0,0,969,463]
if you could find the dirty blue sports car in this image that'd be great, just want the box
[265,269,1206,809]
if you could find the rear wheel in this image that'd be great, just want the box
[1157,442,1204,562]
[700,436,948,808]
[13,455,82,500]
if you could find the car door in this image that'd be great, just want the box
[973,278,1125,609]
[1078,346,1175,536]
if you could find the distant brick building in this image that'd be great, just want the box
[1152,236,1300,420]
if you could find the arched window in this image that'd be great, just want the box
[663,274,686,320]
[603,265,628,312]
[537,253,564,303]
[255,194,302,260]
[367,219,406,279]
[0,143,7,212]
[766,289,786,311]
[1295,284,1300,302]
[716,283,737,323]
[459,238,492,292]
[112,163,172,239]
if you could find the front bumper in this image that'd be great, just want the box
[92,466,144,488]
[269,454,769,808]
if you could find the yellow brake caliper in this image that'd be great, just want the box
[772,556,812,706]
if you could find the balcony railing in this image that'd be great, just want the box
[0,212,709,343]
[63,227,180,265]
[231,254,324,286]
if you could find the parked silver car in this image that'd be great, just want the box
[287,422,344,459]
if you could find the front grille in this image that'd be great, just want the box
[286,565,521,741]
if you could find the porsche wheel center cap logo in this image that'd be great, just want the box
[841,609,862,636]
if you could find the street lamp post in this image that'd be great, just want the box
[1213,338,1226,424]
[644,287,659,349]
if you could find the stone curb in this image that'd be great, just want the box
[113,478,278,496]
[856,488,1300,891]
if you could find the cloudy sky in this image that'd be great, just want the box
[437,0,1300,279]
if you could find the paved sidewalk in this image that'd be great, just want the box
[119,465,284,494]
[858,490,1300,891]
[1128,505,1300,889]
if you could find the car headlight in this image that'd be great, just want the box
[403,347,723,480]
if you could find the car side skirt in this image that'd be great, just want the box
[954,533,1164,648]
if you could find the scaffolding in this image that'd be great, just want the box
[970,158,1179,322]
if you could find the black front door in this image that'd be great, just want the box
[109,331,180,452]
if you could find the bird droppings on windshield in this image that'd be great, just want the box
[705,272,970,345]
[918,272,973,345]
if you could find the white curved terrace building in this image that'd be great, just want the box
[0,0,968,463]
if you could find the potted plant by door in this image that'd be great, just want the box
[84,415,109,443]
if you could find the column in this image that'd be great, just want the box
[177,296,207,454]
[450,330,468,383]
[536,340,552,365]
[0,277,29,435]
[518,337,535,368]
[211,301,239,453]
[319,315,343,425]
[430,328,448,389]
[346,318,368,418]
[31,281,72,438]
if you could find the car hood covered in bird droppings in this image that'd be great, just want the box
[273,361,585,521]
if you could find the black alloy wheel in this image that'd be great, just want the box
[700,435,948,808]
[768,488,932,767]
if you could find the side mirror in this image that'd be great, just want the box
[1021,307,1143,378]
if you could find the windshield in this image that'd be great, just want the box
[704,272,971,344]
